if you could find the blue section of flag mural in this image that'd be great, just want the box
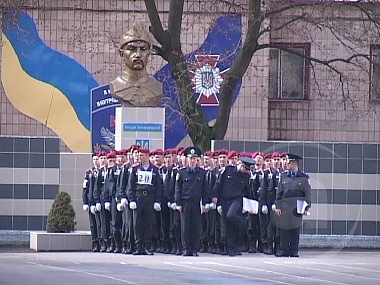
[155,14,242,148]
[90,84,120,151]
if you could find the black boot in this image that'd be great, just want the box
[220,244,228,255]
[99,240,107,252]
[170,240,177,255]
[175,240,182,256]
[163,241,171,254]
[209,244,217,254]
[142,243,154,255]
[264,243,274,255]
[200,241,208,253]
[108,239,115,253]
[121,242,126,254]
[248,240,258,253]
[156,240,163,253]
[114,239,122,253]
[125,242,134,254]
[133,243,143,255]
[92,241,100,252]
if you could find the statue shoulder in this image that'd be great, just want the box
[110,76,126,93]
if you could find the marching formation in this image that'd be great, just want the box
[82,145,311,258]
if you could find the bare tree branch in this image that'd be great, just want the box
[144,0,169,46]
[168,0,184,49]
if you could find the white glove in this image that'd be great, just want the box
[154,202,161,212]
[117,203,124,212]
[82,204,89,211]
[104,202,111,211]
[96,203,101,212]
[129,201,137,210]
[209,203,217,210]
[170,202,177,210]
[167,201,172,208]
[261,205,268,215]
[271,204,276,212]
[217,205,223,215]
[121,198,128,207]
[90,205,96,215]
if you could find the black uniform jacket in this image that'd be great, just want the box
[212,165,251,201]
[175,166,208,206]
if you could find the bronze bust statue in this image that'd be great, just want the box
[110,23,163,107]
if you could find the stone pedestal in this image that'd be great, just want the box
[115,107,165,150]
[30,231,92,252]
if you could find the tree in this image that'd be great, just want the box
[46,191,76,233]
[144,0,380,149]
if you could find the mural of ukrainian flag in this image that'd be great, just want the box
[1,10,98,152]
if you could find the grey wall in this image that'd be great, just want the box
[0,136,60,231]
[213,140,380,236]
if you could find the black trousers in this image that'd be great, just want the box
[111,199,122,243]
[89,210,101,242]
[222,198,245,253]
[247,213,260,242]
[207,209,217,245]
[259,210,269,244]
[121,205,134,244]
[160,198,171,243]
[200,212,209,244]
[100,205,111,241]
[180,200,201,252]
[169,208,181,240]
[133,194,155,244]
[280,227,300,254]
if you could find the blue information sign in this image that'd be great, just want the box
[123,123,162,132]
[90,84,121,152]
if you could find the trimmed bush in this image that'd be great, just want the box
[46,191,76,233]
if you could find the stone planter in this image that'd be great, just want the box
[30,231,92,252]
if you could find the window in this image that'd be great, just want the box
[268,43,310,100]
[370,45,380,101]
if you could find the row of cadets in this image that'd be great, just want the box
[259,152,282,255]
[82,152,101,252]
[246,151,264,254]
[149,148,168,253]
[164,147,185,255]
[116,144,140,254]
[92,151,114,252]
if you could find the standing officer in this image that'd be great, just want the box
[82,153,101,252]
[164,148,183,255]
[274,154,311,257]
[93,152,110,252]
[212,157,253,256]
[175,147,208,256]
[127,148,162,255]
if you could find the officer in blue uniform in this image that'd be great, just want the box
[274,153,311,257]
[212,156,253,256]
[175,146,208,256]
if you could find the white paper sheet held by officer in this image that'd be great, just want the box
[243,197,259,214]
[297,199,308,214]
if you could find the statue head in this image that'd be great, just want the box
[119,23,152,71]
